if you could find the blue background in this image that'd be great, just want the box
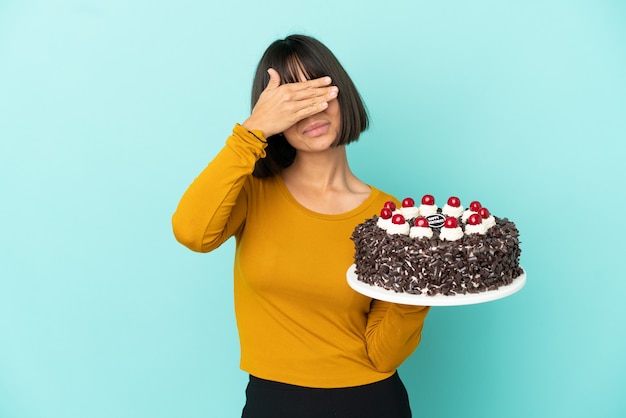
[1,1,625,417]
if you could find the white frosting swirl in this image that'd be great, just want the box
[442,204,464,218]
[461,209,476,223]
[376,217,392,230]
[399,206,420,219]
[439,226,464,241]
[464,222,487,235]
[418,204,438,216]
[386,222,410,235]
[409,226,433,239]
[483,215,496,229]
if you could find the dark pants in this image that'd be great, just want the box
[241,372,412,418]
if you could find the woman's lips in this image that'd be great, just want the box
[302,121,330,137]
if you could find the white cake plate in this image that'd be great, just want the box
[346,264,526,306]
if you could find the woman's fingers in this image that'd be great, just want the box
[292,98,330,121]
[264,68,331,95]
[277,83,338,114]
[243,70,338,136]
[283,75,334,100]
[293,86,338,117]
[266,68,281,90]
[280,86,337,125]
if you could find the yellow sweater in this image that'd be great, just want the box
[172,124,429,388]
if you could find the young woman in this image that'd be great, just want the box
[172,34,430,418]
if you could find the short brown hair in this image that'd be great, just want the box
[250,34,369,178]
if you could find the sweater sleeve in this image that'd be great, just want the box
[171,124,267,253]
[365,301,430,373]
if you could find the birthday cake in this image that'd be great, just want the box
[350,195,523,296]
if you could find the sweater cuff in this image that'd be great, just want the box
[230,123,268,159]
[234,123,267,142]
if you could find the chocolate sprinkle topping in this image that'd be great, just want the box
[351,214,523,296]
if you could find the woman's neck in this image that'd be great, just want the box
[282,146,353,191]
[280,146,371,214]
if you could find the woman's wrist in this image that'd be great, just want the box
[242,118,264,136]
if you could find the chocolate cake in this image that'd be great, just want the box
[350,195,523,296]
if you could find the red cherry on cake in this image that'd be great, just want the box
[392,214,406,225]
[444,217,458,228]
[469,201,482,212]
[447,196,461,208]
[402,197,415,207]
[380,207,393,219]
[468,213,482,225]
[478,207,490,219]
[421,194,435,205]
[383,201,396,211]
[414,217,429,227]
